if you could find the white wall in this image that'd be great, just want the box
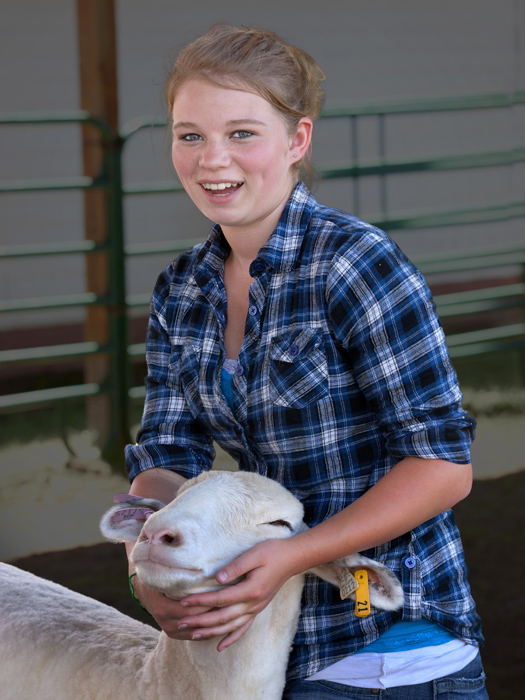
[0,0,524,330]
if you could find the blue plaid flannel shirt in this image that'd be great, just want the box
[126,183,483,681]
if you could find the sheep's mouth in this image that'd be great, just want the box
[132,552,203,574]
[142,560,203,574]
[168,565,203,574]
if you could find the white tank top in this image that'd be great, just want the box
[307,639,478,689]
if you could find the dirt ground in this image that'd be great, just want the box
[10,469,525,700]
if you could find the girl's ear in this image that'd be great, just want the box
[308,553,404,612]
[289,117,313,161]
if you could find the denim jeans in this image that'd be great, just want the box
[282,653,488,699]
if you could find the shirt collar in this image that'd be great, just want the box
[193,182,316,277]
[256,182,315,272]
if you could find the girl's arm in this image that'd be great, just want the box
[128,466,187,502]
[176,455,472,650]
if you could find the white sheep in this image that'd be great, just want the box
[0,470,403,700]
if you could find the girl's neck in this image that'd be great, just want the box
[223,236,260,273]
[220,183,294,271]
[220,222,271,273]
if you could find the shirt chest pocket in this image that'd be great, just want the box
[268,328,329,408]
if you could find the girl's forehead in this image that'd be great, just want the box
[171,77,276,118]
[173,74,259,99]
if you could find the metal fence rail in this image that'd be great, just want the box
[1,91,524,454]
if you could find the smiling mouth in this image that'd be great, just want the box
[200,182,243,196]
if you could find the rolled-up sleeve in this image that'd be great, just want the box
[327,233,475,464]
[125,269,214,483]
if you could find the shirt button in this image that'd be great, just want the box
[252,260,265,272]
[248,305,257,316]
[235,364,244,377]
[288,343,299,356]
[404,556,417,569]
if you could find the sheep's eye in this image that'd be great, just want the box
[266,520,293,531]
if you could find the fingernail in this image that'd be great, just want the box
[217,571,228,583]
[180,601,189,606]
[192,633,202,640]
[178,623,188,629]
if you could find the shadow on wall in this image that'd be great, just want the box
[0,397,524,561]
[0,432,237,561]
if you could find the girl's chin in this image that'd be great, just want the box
[188,193,245,222]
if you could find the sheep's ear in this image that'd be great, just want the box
[308,553,404,612]
[100,494,166,543]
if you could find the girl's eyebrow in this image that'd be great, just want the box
[226,119,266,127]
[173,118,267,130]
[172,121,198,130]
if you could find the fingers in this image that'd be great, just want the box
[176,581,266,645]
[215,545,263,585]
[181,577,266,613]
[135,578,204,615]
[134,580,212,639]
[178,602,247,634]
[157,539,297,648]
[217,619,254,651]
[155,602,213,640]
[132,576,256,643]
[179,609,255,646]
[181,552,269,610]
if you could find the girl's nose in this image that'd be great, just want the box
[199,140,231,169]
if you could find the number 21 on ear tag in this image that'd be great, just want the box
[354,569,371,618]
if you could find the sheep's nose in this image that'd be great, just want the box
[141,528,183,546]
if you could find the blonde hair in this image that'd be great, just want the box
[165,24,325,179]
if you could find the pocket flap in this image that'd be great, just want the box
[269,327,324,363]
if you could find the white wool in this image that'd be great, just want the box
[0,471,403,700]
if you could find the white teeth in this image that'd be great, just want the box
[202,182,240,191]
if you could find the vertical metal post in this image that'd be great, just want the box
[104,137,131,460]
[77,0,128,466]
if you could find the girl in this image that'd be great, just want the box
[125,24,488,699]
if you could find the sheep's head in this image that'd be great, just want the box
[100,471,305,599]
[100,470,404,611]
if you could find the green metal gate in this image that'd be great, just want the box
[1,91,524,460]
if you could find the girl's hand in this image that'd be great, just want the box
[132,576,213,640]
[177,537,302,651]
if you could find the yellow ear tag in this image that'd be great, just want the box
[354,569,371,617]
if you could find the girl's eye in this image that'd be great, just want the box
[232,130,254,139]
[180,133,201,142]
